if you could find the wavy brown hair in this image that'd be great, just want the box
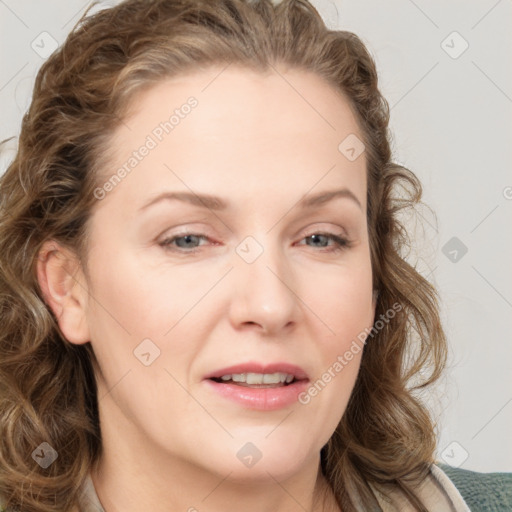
[0,0,447,510]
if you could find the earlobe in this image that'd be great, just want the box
[36,240,90,345]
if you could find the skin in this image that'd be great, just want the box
[37,65,376,512]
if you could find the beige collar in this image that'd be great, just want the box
[77,463,470,511]
[370,464,470,512]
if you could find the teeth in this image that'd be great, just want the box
[220,372,295,384]
[262,373,280,384]
[247,373,264,384]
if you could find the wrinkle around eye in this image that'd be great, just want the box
[135,206,366,250]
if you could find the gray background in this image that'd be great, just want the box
[0,0,511,473]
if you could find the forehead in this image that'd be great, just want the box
[120,64,361,140]
[95,65,367,212]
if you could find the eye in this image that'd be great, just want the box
[159,233,210,253]
[297,232,352,253]
[159,231,352,254]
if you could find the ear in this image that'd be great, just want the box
[36,240,90,345]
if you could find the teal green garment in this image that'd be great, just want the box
[436,463,512,512]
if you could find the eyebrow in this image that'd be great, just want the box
[138,187,362,212]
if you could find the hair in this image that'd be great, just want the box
[0,0,447,510]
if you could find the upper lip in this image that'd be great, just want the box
[203,362,309,381]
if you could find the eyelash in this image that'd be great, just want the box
[159,231,352,254]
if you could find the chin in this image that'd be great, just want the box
[213,439,315,483]
[222,457,309,484]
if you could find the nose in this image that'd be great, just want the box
[228,235,298,336]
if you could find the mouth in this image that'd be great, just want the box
[209,371,300,388]
[202,362,310,410]
[203,361,309,387]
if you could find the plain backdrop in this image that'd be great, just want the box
[1,0,511,473]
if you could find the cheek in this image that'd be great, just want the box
[86,247,175,335]
[310,261,374,348]
[298,259,373,418]
[83,250,167,379]
[84,248,211,393]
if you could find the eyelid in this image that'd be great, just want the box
[301,224,349,238]
[159,221,350,242]
[158,226,353,254]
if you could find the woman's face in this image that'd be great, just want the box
[67,66,375,481]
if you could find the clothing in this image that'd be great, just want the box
[76,462,471,511]
[3,461,510,511]
[369,463,470,511]
[436,464,512,512]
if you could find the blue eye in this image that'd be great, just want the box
[160,233,208,252]
[159,232,351,254]
[299,233,351,252]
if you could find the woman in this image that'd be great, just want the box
[0,0,490,510]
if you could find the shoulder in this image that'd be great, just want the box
[371,462,512,512]
[435,462,512,512]
[371,463,469,511]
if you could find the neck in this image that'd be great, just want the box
[89,431,340,512]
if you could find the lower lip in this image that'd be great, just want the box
[203,379,309,411]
